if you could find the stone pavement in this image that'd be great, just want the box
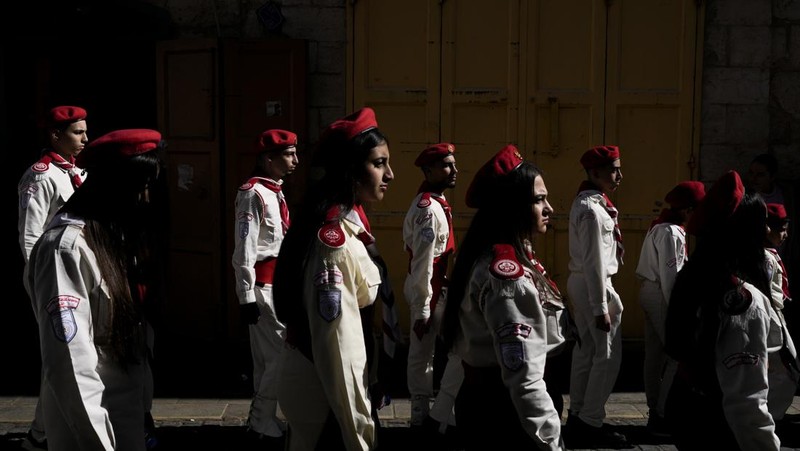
[0,394,798,450]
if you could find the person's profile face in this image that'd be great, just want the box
[766,222,788,248]
[424,155,457,190]
[531,175,553,235]
[592,159,623,194]
[266,146,299,179]
[53,120,88,158]
[748,162,773,194]
[356,143,393,204]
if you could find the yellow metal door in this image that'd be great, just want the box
[349,0,703,339]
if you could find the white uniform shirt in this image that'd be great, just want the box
[27,213,146,451]
[402,192,451,322]
[568,190,620,316]
[455,247,565,450]
[232,177,286,305]
[716,282,781,450]
[635,222,686,303]
[18,159,85,263]
[297,210,382,450]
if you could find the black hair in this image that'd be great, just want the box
[441,161,544,350]
[61,148,164,365]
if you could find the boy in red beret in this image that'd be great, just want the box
[635,180,705,437]
[26,129,164,450]
[17,105,89,449]
[763,203,799,424]
[231,128,299,443]
[565,145,628,447]
[402,142,463,437]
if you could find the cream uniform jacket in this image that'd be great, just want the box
[403,192,451,322]
[715,282,781,450]
[635,223,686,303]
[18,158,85,263]
[764,248,799,420]
[279,209,382,451]
[232,177,287,305]
[455,246,565,450]
[26,213,147,451]
[568,191,621,316]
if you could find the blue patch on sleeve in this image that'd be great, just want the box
[500,342,525,371]
[318,288,342,322]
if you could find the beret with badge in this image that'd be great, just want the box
[580,145,620,170]
[255,129,298,153]
[47,106,87,128]
[76,129,162,170]
[414,143,455,167]
[465,144,524,208]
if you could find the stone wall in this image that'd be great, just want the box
[700,0,800,184]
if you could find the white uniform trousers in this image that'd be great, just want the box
[248,284,286,437]
[406,296,464,426]
[567,274,623,427]
[638,279,675,418]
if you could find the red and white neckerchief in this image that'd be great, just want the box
[43,151,83,190]
[524,243,559,294]
[431,194,456,255]
[257,178,290,234]
[578,180,624,264]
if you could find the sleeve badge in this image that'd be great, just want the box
[318,288,342,322]
[500,342,525,371]
[46,295,81,343]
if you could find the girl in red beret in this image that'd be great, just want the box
[273,108,394,450]
[26,129,165,451]
[664,171,782,450]
[634,180,705,437]
[441,145,567,450]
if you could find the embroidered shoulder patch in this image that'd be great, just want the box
[318,288,342,322]
[415,211,433,225]
[46,295,81,343]
[500,342,525,371]
[420,227,435,243]
[318,223,346,248]
[495,323,532,339]
[238,182,255,191]
[32,162,49,173]
[722,352,759,369]
[314,267,343,286]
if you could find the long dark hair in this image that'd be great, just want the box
[666,192,768,391]
[441,162,543,351]
[273,129,388,325]
[61,150,163,365]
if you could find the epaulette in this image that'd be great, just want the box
[318,222,346,249]
[31,161,49,173]
[720,275,753,315]
[417,192,432,208]
[489,244,524,280]
[238,177,259,191]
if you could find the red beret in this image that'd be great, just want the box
[465,144,524,208]
[323,107,378,142]
[414,143,455,167]
[686,171,744,236]
[76,129,162,169]
[47,106,87,127]
[580,145,620,169]
[665,181,706,209]
[255,129,297,153]
[767,203,788,221]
